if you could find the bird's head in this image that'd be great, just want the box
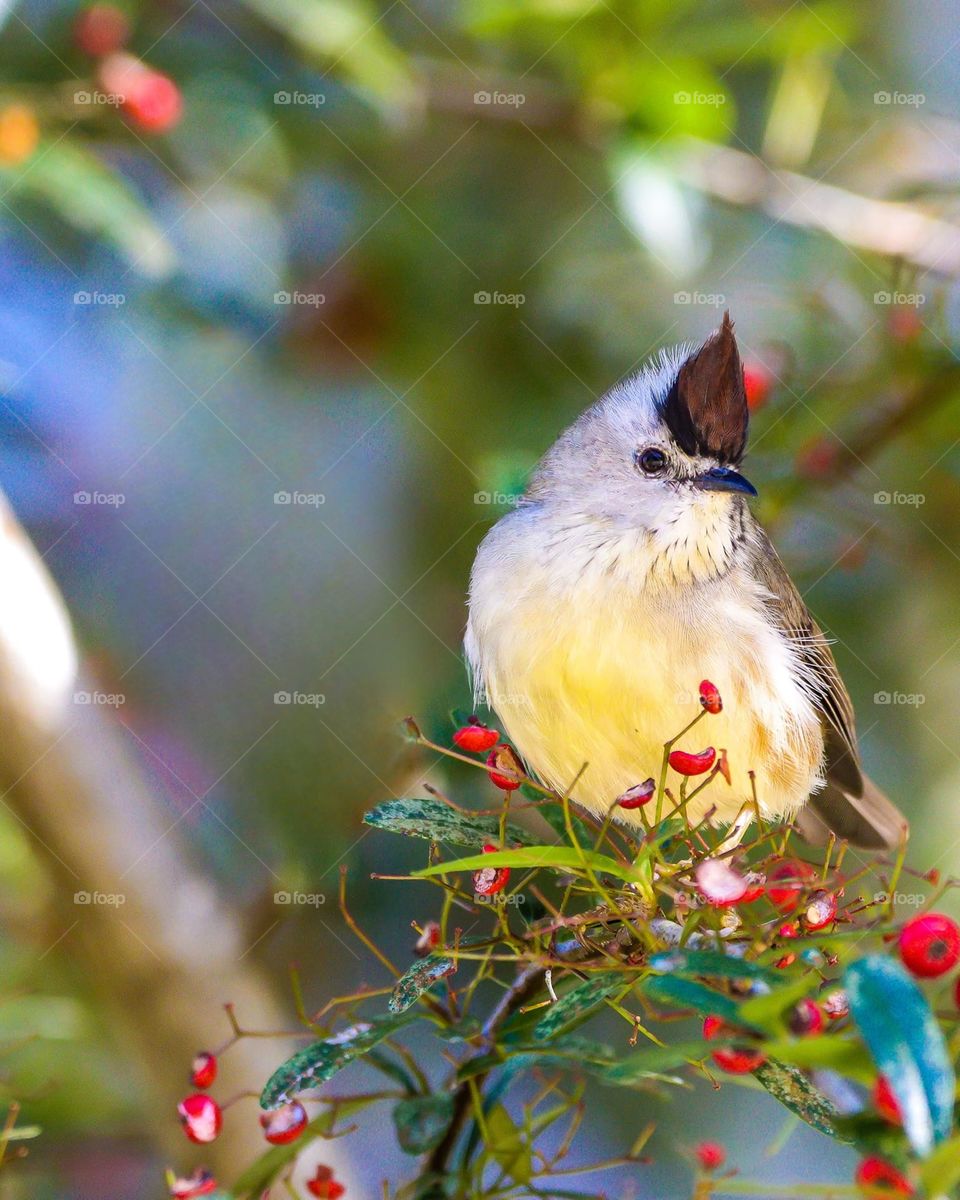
[527,313,756,546]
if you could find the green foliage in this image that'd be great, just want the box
[261,1014,417,1108]
[393,1095,457,1155]
[846,956,954,1155]
[364,797,540,849]
[390,953,457,1014]
[238,717,958,1198]
[754,1061,843,1141]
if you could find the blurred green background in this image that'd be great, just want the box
[0,0,959,1195]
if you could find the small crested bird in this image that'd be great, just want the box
[465,314,906,849]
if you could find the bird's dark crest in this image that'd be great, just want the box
[658,311,749,465]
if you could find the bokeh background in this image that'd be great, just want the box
[1,0,959,1195]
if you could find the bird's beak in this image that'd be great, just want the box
[695,466,758,497]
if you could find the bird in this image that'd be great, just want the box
[465,313,906,850]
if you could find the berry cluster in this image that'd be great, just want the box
[172,689,955,1199]
[173,1043,344,1198]
[1,3,185,166]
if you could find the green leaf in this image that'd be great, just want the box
[393,1094,455,1155]
[754,1061,843,1141]
[486,1104,532,1184]
[532,972,626,1040]
[390,954,457,1014]
[1,1124,41,1141]
[237,0,415,111]
[737,975,821,1033]
[649,949,781,987]
[846,955,955,1156]
[1,142,174,277]
[260,1014,415,1109]
[363,797,539,848]
[413,846,642,883]
[921,1132,960,1196]
[455,1037,617,1083]
[759,1035,873,1077]
[639,974,746,1026]
[599,1040,707,1084]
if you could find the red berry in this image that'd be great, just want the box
[699,680,722,714]
[796,436,840,480]
[616,778,655,809]
[743,361,773,411]
[767,859,815,913]
[696,1141,726,1171]
[127,72,182,132]
[74,4,129,56]
[803,890,838,931]
[486,744,522,791]
[740,872,766,903]
[788,998,824,1036]
[473,844,510,896]
[453,718,499,753]
[177,1094,222,1144]
[702,1016,766,1074]
[899,912,960,978]
[873,1075,902,1126]
[101,54,182,133]
[190,1051,217,1090]
[307,1165,347,1199]
[168,1168,218,1199]
[260,1100,308,1145]
[668,746,716,776]
[414,920,441,957]
[888,307,922,345]
[778,922,799,939]
[855,1156,913,1196]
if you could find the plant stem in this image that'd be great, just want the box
[654,708,707,826]
[423,964,545,1186]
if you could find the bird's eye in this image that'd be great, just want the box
[635,447,667,475]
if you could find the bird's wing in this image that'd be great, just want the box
[746,525,906,850]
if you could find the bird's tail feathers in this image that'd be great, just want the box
[795,773,907,851]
